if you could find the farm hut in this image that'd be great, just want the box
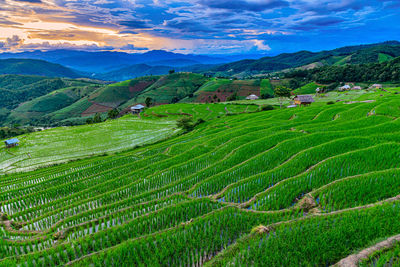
[131,104,145,114]
[339,85,351,91]
[4,138,19,148]
[246,94,259,100]
[371,84,383,89]
[287,105,297,108]
[293,95,315,106]
[352,86,362,90]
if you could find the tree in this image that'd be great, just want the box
[93,113,102,123]
[261,92,273,99]
[274,86,291,108]
[145,97,153,108]
[227,92,239,101]
[176,116,194,132]
[171,97,180,104]
[289,79,301,89]
[169,70,175,74]
[107,108,120,119]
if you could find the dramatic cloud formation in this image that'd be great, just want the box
[0,0,399,54]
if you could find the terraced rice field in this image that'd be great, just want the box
[1,104,256,174]
[1,95,400,266]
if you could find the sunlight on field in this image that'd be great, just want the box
[0,115,177,173]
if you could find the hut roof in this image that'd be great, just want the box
[246,94,259,100]
[131,104,145,110]
[294,95,315,103]
[5,138,19,145]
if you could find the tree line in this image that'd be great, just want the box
[285,57,400,84]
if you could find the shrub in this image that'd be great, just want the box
[260,105,274,111]
[326,101,335,105]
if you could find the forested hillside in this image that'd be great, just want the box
[285,56,400,83]
[211,41,400,78]
[0,59,81,78]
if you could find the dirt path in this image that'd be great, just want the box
[334,233,400,267]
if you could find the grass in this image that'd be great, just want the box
[260,79,274,96]
[378,53,394,63]
[0,115,177,174]
[2,89,400,266]
[293,82,320,94]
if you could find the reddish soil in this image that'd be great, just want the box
[81,103,113,117]
[197,87,260,103]
[129,81,154,94]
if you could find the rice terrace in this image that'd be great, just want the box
[1,0,400,266]
[0,87,400,266]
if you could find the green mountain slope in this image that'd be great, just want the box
[127,72,209,105]
[0,75,103,125]
[212,41,400,77]
[0,58,81,78]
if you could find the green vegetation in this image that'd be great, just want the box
[0,103,257,173]
[1,89,400,266]
[0,58,80,78]
[260,79,274,98]
[211,41,400,78]
[286,56,400,83]
[293,82,320,94]
[360,241,400,267]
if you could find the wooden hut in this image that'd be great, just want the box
[293,95,315,106]
[5,138,19,148]
[130,104,145,114]
[246,94,259,100]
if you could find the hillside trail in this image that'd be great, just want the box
[334,233,400,267]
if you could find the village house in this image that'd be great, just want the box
[246,94,259,100]
[370,84,383,89]
[339,85,351,91]
[131,104,145,114]
[293,95,315,106]
[352,86,362,90]
[4,138,19,148]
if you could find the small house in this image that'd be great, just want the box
[131,104,145,114]
[352,86,362,90]
[246,94,259,100]
[293,95,315,106]
[339,85,351,91]
[371,84,383,89]
[5,138,19,148]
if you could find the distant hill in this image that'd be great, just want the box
[0,59,81,78]
[0,50,231,73]
[211,41,400,78]
[93,64,172,81]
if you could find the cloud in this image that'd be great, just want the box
[13,0,42,2]
[199,0,289,12]
[119,44,149,51]
[0,0,399,54]
[0,35,24,51]
[119,30,139,34]
[119,20,151,29]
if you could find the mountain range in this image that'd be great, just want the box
[0,41,399,81]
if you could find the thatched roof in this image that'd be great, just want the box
[294,95,315,103]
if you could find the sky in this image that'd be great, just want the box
[0,0,400,55]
